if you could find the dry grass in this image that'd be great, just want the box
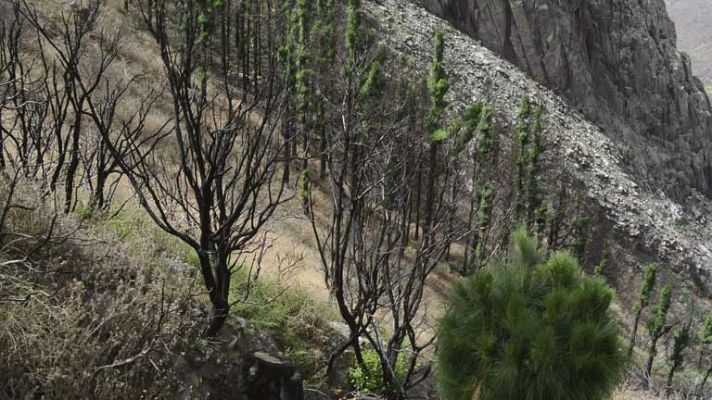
[612,388,662,400]
[0,176,199,398]
[0,170,344,397]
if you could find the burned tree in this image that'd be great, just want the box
[0,3,53,179]
[17,0,108,212]
[0,5,65,261]
[303,6,463,395]
[94,0,289,336]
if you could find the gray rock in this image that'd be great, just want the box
[165,259,197,277]
[246,352,304,400]
[326,321,350,340]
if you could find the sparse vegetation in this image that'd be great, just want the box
[696,311,712,395]
[1,0,711,398]
[230,269,339,387]
[348,348,409,395]
[0,194,197,398]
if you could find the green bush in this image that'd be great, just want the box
[185,249,201,268]
[436,230,624,400]
[348,348,409,395]
[109,213,131,239]
[105,208,190,262]
[230,271,337,387]
[74,201,96,220]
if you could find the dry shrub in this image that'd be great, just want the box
[0,180,198,399]
[1,275,195,398]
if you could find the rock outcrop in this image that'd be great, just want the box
[413,0,712,199]
[246,352,304,400]
[363,0,712,300]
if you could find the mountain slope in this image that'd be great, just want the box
[413,0,712,200]
[666,0,712,87]
[0,0,707,397]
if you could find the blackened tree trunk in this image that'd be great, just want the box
[699,365,712,396]
[628,309,642,357]
[202,252,231,337]
[424,142,438,242]
[414,154,422,240]
[642,336,660,390]
[64,111,82,213]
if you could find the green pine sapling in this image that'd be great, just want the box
[628,264,658,356]
[643,284,673,390]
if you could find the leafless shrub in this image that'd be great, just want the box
[0,196,197,399]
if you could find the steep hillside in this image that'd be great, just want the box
[364,0,712,392]
[666,0,712,86]
[364,0,712,303]
[414,0,712,199]
[3,0,711,398]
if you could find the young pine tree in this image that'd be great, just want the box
[280,0,299,181]
[642,284,673,390]
[628,264,658,356]
[525,105,544,231]
[665,324,690,397]
[571,195,590,263]
[292,0,314,213]
[455,104,495,274]
[311,0,335,178]
[421,30,450,242]
[452,103,484,155]
[426,31,449,142]
[514,97,531,221]
[436,230,624,400]
[697,312,712,395]
[470,107,495,273]
[593,247,609,277]
[511,100,546,239]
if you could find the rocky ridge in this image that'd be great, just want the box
[412,0,712,200]
[364,0,712,298]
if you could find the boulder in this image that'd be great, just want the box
[245,352,304,400]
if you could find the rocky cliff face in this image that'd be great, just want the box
[414,0,712,199]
